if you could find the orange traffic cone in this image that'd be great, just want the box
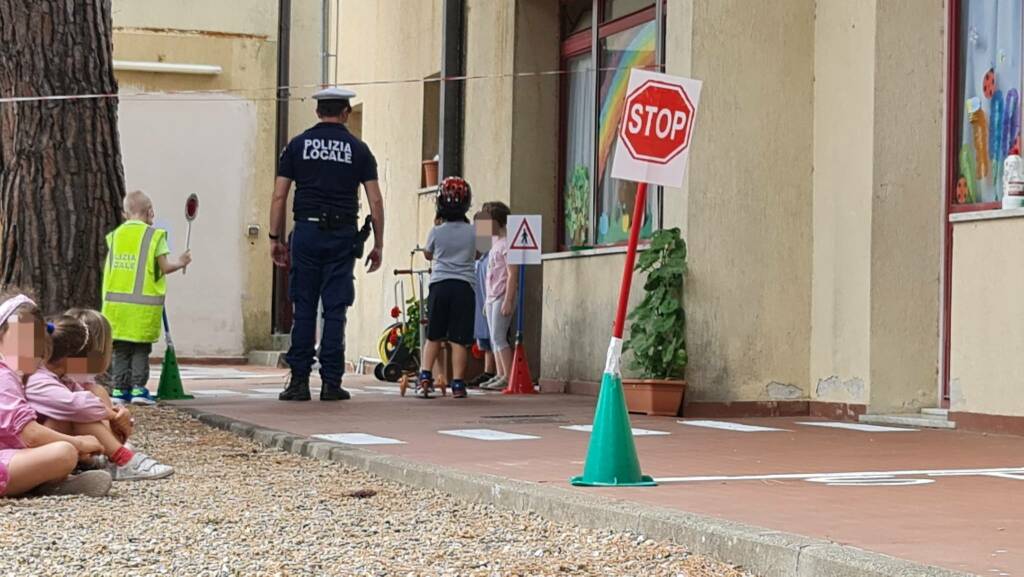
[503,341,535,394]
[503,263,535,394]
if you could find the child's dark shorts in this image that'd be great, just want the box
[426,279,476,346]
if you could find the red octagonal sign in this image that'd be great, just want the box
[619,79,695,165]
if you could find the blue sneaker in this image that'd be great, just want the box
[130,387,156,406]
[451,380,467,399]
[111,388,130,405]
[416,371,434,399]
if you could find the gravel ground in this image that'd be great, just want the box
[0,406,755,577]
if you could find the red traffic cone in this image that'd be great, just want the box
[503,341,535,394]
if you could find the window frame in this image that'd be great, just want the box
[941,0,1021,404]
[946,0,1019,214]
[557,1,664,251]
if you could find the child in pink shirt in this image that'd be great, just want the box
[28,313,173,482]
[479,202,518,391]
[0,290,110,497]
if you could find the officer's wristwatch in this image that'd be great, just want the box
[268,233,281,241]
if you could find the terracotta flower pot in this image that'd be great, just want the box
[422,159,439,188]
[622,378,687,417]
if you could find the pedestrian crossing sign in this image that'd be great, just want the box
[508,215,542,265]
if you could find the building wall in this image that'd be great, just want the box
[810,0,877,405]
[950,215,1024,418]
[541,252,647,385]
[112,0,277,36]
[111,6,281,355]
[287,0,326,138]
[329,0,947,417]
[541,0,815,398]
[663,0,694,232]
[810,0,945,412]
[463,0,516,201]
[335,0,448,365]
[681,0,815,402]
[510,0,560,378]
[866,0,944,412]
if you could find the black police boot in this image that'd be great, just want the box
[279,375,311,401]
[320,383,351,401]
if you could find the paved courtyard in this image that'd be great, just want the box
[164,366,1024,576]
[0,404,748,577]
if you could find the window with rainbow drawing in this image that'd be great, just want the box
[954,0,1023,205]
[596,20,658,245]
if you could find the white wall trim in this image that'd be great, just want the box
[541,244,649,262]
[113,60,222,75]
[949,207,1024,223]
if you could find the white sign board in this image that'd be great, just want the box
[611,69,703,189]
[507,214,542,265]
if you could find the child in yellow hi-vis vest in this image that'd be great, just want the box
[102,191,191,406]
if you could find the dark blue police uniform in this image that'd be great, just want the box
[277,118,377,389]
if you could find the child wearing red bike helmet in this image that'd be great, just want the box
[418,177,477,399]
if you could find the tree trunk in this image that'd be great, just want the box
[0,0,125,313]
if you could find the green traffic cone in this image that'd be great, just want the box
[570,371,655,487]
[156,309,192,400]
[157,343,192,400]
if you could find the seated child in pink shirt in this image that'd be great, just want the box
[66,308,130,440]
[0,290,110,497]
[27,313,173,482]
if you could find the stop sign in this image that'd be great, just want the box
[619,79,695,165]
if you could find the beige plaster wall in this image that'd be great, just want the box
[810,0,876,405]
[662,0,694,233]
[287,0,326,138]
[866,0,944,412]
[950,217,1024,417]
[541,251,647,384]
[682,0,815,402]
[811,0,944,412]
[112,1,277,38]
[463,0,516,201]
[335,0,449,365]
[540,0,815,396]
[510,0,560,378]
[111,27,278,353]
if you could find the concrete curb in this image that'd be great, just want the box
[175,406,973,577]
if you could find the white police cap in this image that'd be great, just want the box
[313,86,357,101]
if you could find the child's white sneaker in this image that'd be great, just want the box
[481,376,508,391]
[110,453,174,481]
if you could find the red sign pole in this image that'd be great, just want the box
[612,182,648,339]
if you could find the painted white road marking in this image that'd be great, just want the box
[314,433,405,445]
[678,420,788,432]
[250,388,285,394]
[805,476,935,487]
[438,429,540,441]
[654,466,1024,486]
[796,421,916,432]
[152,367,283,381]
[190,389,244,396]
[561,425,670,436]
[244,393,280,400]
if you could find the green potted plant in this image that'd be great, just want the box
[565,166,591,248]
[622,227,688,416]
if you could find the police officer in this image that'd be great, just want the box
[269,86,384,401]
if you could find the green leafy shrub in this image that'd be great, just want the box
[401,296,420,353]
[565,166,591,247]
[624,227,687,379]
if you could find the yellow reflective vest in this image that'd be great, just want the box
[102,221,167,343]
